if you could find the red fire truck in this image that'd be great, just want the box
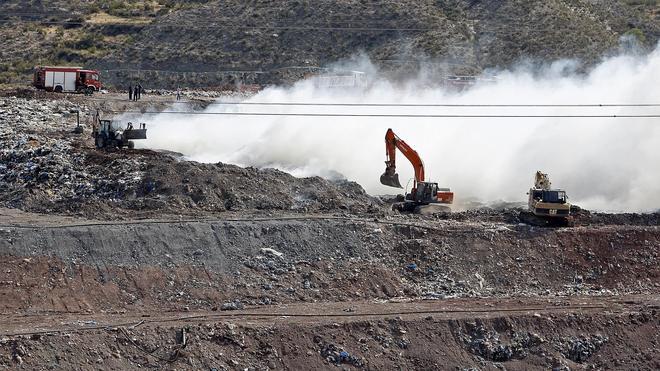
[33,66,102,94]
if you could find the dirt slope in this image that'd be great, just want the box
[1,215,658,313]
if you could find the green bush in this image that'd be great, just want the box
[12,60,34,74]
[53,48,84,63]
[72,33,99,49]
[623,0,657,5]
[108,0,128,16]
[86,3,100,13]
[624,28,646,43]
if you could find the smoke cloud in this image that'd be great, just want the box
[138,45,660,212]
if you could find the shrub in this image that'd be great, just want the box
[108,0,127,16]
[624,28,646,43]
[63,32,105,51]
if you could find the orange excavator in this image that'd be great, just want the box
[380,128,454,212]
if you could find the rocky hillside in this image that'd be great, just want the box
[1,0,658,88]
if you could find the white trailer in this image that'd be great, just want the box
[44,70,78,92]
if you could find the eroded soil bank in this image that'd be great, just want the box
[1,217,658,314]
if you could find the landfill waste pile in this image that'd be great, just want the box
[0,97,379,218]
[0,97,147,216]
[0,92,658,370]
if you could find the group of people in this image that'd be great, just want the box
[128,83,144,101]
[128,82,184,101]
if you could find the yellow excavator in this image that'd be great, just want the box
[380,128,453,213]
[521,171,573,226]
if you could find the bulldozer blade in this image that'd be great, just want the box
[380,173,403,188]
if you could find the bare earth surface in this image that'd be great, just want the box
[0,91,658,370]
[0,295,657,370]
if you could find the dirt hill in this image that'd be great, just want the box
[1,0,658,88]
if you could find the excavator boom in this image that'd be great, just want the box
[380,128,425,188]
[534,171,552,190]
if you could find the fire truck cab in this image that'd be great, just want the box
[33,66,102,94]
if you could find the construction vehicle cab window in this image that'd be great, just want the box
[380,128,453,214]
[533,190,567,204]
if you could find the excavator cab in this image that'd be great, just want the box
[541,190,567,203]
[409,182,438,204]
[408,182,453,204]
[406,182,437,203]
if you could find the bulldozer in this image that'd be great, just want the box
[380,128,453,213]
[520,171,572,226]
[92,111,147,149]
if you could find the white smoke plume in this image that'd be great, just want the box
[138,45,660,212]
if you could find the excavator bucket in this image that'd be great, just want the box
[380,172,403,188]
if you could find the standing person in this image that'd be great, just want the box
[176,86,181,101]
[128,84,133,101]
[137,83,143,100]
[133,86,138,101]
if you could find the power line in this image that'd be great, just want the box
[1,12,436,26]
[88,98,660,108]
[2,17,564,33]
[0,19,441,31]
[0,14,590,30]
[178,103,660,107]
[107,111,660,118]
[101,68,267,74]
[0,18,591,35]
[0,13,438,26]
[0,13,600,34]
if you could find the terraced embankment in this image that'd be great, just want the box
[0,212,658,370]
[2,212,658,311]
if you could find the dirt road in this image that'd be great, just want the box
[2,294,656,336]
[1,295,658,370]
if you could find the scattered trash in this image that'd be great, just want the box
[260,247,283,257]
[221,300,244,311]
[319,341,364,367]
[406,263,418,271]
[564,334,609,363]
[474,273,485,289]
